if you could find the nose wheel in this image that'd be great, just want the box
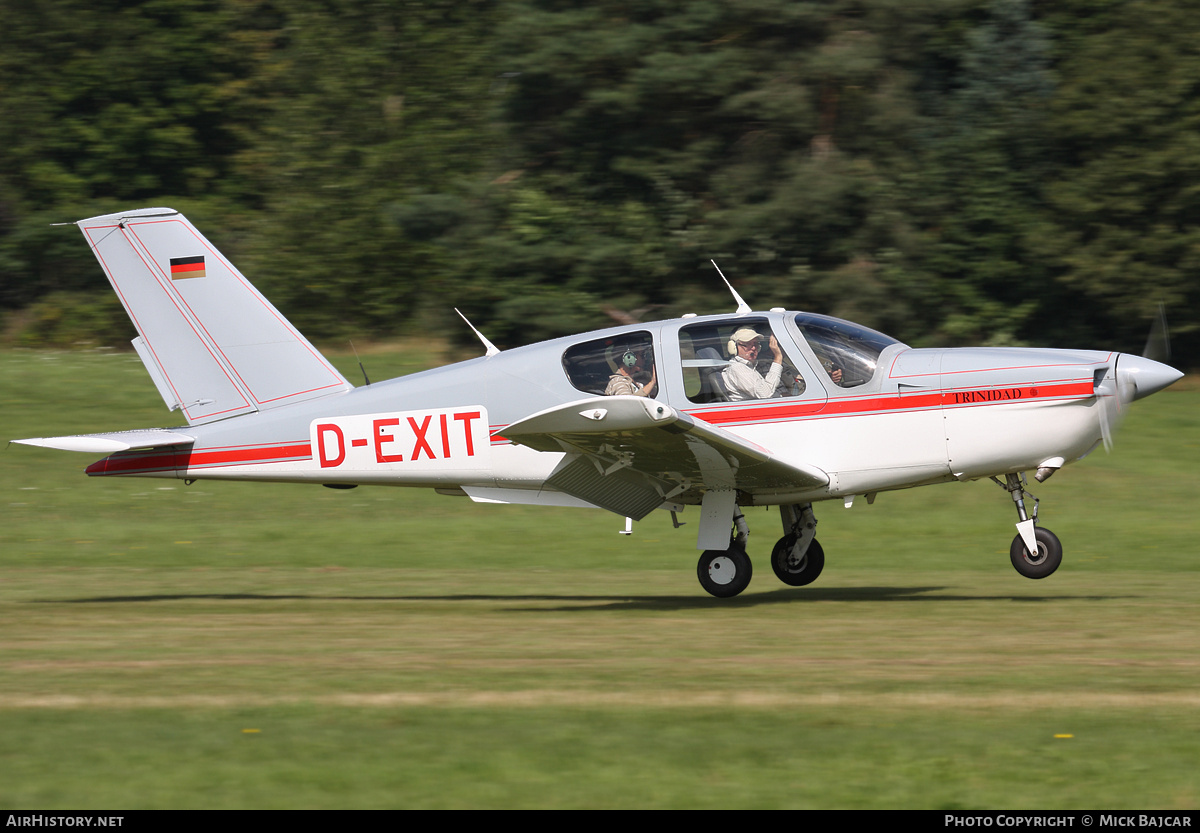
[994,473,1063,579]
[1010,526,1062,579]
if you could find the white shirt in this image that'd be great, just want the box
[722,356,782,401]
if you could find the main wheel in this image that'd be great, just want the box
[697,546,753,598]
[770,536,825,586]
[1009,527,1062,579]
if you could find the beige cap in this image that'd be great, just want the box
[730,328,762,344]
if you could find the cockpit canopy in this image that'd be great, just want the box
[558,311,903,406]
[791,313,900,388]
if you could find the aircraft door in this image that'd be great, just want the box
[666,317,829,418]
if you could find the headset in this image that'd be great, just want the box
[728,334,762,356]
[606,340,651,374]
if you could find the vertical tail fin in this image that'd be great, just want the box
[78,208,352,425]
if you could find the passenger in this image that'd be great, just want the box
[605,342,658,397]
[722,328,784,400]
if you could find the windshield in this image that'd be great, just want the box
[792,313,901,388]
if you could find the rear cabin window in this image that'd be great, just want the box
[562,331,659,398]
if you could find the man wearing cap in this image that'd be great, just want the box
[722,328,785,400]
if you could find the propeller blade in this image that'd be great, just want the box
[1093,372,1117,452]
[1141,303,1171,364]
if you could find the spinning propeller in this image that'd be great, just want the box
[1095,305,1182,451]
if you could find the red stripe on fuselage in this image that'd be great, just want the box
[86,441,312,476]
[88,380,1097,474]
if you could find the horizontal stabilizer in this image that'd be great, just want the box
[12,429,195,454]
[77,208,352,425]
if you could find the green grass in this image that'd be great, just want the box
[2,348,1198,808]
[3,706,1196,809]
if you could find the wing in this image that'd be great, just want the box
[498,395,828,521]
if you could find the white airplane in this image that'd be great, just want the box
[13,208,1184,597]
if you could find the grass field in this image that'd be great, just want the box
[2,347,1198,808]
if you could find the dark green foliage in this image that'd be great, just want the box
[432,0,952,345]
[0,0,279,205]
[1035,0,1200,358]
[231,0,500,339]
[0,0,282,318]
[0,0,1197,363]
[7,290,136,348]
[904,0,1056,345]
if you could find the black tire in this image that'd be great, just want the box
[1009,527,1062,579]
[697,546,753,598]
[770,536,826,587]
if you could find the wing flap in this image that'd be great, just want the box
[543,453,669,520]
[499,396,829,512]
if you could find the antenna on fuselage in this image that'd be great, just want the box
[348,340,371,386]
[712,260,752,314]
[455,308,501,358]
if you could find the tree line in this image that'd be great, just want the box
[1,0,1197,365]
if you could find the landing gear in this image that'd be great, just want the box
[994,473,1063,579]
[696,504,754,598]
[770,503,825,587]
[697,545,753,598]
[771,536,825,586]
[1010,527,1062,579]
[692,501,827,597]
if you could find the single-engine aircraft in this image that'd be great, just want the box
[12,208,1184,597]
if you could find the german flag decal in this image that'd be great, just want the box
[169,256,206,280]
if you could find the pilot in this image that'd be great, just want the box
[722,328,785,400]
[820,358,845,387]
[605,341,658,397]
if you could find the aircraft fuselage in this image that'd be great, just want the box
[83,311,1171,512]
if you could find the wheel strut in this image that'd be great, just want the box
[992,473,1063,579]
[778,503,817,559]
[992,473,1040,556]
[732,506,749,548]
[769,503,826,586]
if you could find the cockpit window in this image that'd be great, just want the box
[793,313,900,388]
[680,319,810,404]
[562,331,659,398]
